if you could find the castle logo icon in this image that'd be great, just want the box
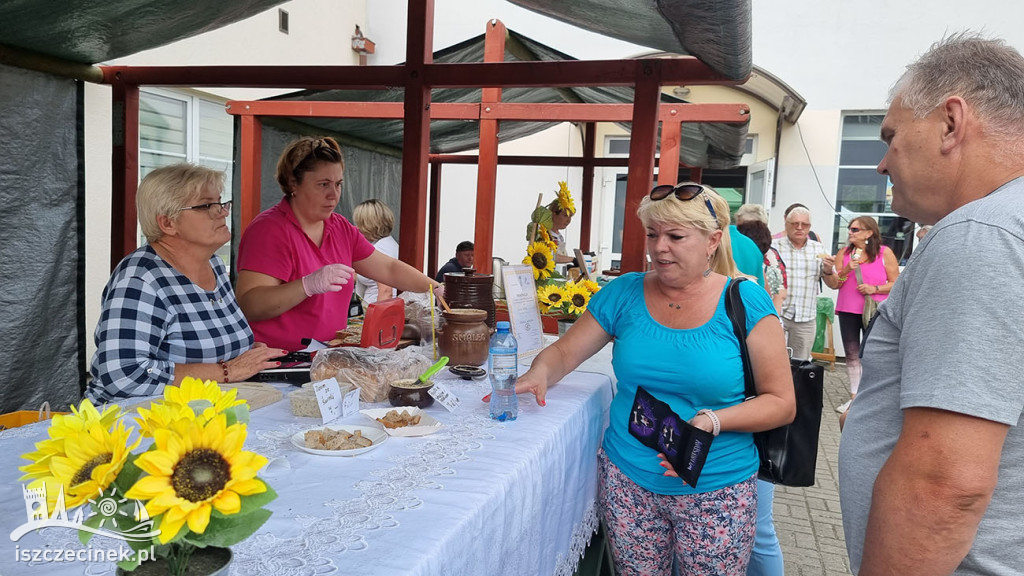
[10,484,161,542]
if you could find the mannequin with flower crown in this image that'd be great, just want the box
[545,182,576,264]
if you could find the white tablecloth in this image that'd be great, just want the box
[0,364,613,576]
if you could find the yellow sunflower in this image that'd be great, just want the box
[565,283,592,316]
[23,418,140,512]
[537,284,569,313]
[20,399,122,480]
[126,414,268,544]
[524,241,556,280]
[537,225,552,244]
[164,377,244,420]
[136,401,199,438]
[579,279,601,294]
[556,181,576,215]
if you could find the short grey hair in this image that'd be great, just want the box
[137,164,225,243]
[890,31,1024,147]
[734,203,768,225]
[785,206,811,222]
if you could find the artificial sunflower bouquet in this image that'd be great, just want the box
[523,181,576,282]
[19,378,275,575]
[538,278,601,320]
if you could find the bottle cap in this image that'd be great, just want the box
[496,320,511,330]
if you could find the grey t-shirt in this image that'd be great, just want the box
[839,178,1024,575]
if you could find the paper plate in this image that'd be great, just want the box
[291,424,388,456]
[360,407,443,437]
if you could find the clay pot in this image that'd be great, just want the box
[444,269,496,329]
[388,378,435,408]
[436,308,491,366]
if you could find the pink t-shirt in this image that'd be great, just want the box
[835,245,890,314]
[238,198,375,350]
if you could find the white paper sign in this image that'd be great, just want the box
[427,380,461,412]
[312,377,344,424]
[501,264,545,359]
[341,386,360,417]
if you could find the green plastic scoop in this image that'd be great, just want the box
[419,356,450,384]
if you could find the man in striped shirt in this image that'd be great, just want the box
[772,207,839,360]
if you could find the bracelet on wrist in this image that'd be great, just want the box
[696,409,721,437]
[219,361,231,383]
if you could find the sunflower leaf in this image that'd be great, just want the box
[113,454,144,494]
[78,512,105,545]
[187,508,272,548]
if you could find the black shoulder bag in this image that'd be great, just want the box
[724,277,824,487]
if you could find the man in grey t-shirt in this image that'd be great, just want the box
[839,33,1024,575]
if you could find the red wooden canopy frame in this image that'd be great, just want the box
[101,1,748,274]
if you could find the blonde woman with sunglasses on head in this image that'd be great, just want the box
[829,216,900,414]
[513,182,795,575]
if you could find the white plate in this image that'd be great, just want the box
[290,425,388,456]
[360,407,443,437]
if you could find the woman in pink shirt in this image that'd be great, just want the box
[236,137,442,350]
[831,216,900,413]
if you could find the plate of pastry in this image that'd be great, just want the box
[291,425,388,456]
[360,407,443,437]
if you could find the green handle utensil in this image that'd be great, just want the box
[419,356,449,384]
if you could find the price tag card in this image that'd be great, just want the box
[428,380,461,412]
[501,264,545,359]
[312,377,343,424]
[341,386,360,417]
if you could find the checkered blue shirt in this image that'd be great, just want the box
[87,245,254,404]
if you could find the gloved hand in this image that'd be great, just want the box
[301,264,354,297]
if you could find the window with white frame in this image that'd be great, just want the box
[833,114,916,264]
[139,89,235,260]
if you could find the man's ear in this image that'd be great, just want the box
[939,96,968,153]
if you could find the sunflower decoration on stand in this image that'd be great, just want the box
[524,182,599,320]
[20,377,275,576]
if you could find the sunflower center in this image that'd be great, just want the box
[71,453,113,486]
[531,252,549,269]
[171,448,230,502]
[548,294,562,303]
[572,294,587,307]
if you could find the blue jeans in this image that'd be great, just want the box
[746,479,784,576]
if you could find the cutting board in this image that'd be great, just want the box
[224,381,284,411]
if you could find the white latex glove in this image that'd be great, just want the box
[301,264,354,296]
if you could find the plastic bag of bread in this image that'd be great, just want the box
[310,346,433,402]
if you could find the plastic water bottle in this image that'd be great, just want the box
[488,321,519,421]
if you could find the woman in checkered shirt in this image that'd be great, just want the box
[87,164,284,404]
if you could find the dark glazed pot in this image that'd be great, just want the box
[388,378,435,408]
[443,270,496,329]
[436,308,491,366]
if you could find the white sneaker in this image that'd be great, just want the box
[836,399,853,414]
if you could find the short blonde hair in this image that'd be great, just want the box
[734,203,768,225]
[352,199,395,243]
[637,183,739,277]
[137,164,225,243]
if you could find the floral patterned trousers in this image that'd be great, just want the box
[598,450,758,576]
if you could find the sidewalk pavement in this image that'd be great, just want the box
[776,359,853,576]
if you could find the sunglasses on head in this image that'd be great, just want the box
[649,183,719,226]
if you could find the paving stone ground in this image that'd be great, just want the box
[776,359,854,576]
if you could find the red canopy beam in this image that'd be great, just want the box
[620,68,662,273]
[472,19,507,276]
[225,100,748,124]
[110,80,139,269]
[580,122,597,253]
[429,155,695,168]
[99,57,740,90]
[397,0,434,269]
[238,116,263,235]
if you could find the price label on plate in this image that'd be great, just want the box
[428,381,461,412]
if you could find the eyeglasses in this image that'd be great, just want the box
[848,227,862,233]
[787,221,811,229]
[649,183,719,226]
[179,200,233,218]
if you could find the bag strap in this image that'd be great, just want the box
[724,277,757,401]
